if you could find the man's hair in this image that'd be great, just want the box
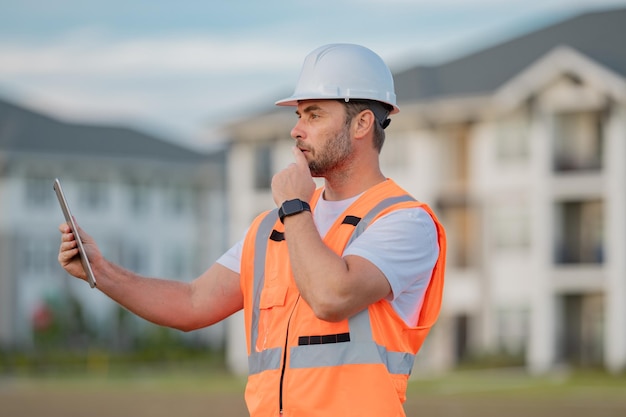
[341,99,392,153]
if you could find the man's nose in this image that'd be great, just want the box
[291,119,304,140]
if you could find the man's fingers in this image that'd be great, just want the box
[61,231,74,242]
[60,240,77,251]
[59,247,77,258]
[58,243,78,263]
[292,146,308,168]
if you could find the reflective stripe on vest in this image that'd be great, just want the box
[248,195,417,376]
[248,208,282,375]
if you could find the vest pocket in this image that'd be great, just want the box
[257,285,290,352]
[259,285,289,309]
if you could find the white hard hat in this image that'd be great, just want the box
[276,43,399,114]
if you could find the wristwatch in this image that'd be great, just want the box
[278,199,311,224]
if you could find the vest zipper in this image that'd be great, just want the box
[279,295,300,415]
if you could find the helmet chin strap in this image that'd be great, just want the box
[342,98,392,129]
[368,101,392,130]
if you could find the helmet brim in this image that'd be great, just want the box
[275,96,400,114]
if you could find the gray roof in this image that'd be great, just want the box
[394,7,626,103]
[0,98,213,163]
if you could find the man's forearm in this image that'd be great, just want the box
[91,259,197,331]
[283,212,354,321]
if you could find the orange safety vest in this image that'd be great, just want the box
[240,179,446,417]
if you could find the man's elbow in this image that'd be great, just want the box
[309,298,350,322]
[170,317,214,333]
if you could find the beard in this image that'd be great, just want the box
[300,123,353,177]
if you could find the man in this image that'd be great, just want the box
[58,43,446,417]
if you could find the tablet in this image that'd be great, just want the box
[53,178,97,288]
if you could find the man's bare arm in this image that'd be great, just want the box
[282,212,391,322]
[58,223,242,331]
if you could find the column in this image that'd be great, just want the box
[604,104,626,373]
[527,108,557,374]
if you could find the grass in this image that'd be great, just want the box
[408,367,626,396]
[405,368,626,417]
[2,367,625,417]
[5,367,247,393]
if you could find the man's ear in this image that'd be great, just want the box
[353,109,375,139]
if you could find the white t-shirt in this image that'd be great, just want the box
[216,193,439,326]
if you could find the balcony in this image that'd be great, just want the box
[552,110,604,173]
[553,199,604,265]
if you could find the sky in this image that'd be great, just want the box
[1,0,626,149]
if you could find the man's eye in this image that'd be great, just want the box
[311,113,319,119]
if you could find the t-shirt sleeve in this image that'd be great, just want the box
[342,207,439,323]
[216,238,244,274]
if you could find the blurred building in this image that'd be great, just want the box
[0,98,229,350]
[220,7,626,375]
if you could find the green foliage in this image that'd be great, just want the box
[1,295,228,377]
[0,344,228,376]
[31,291,93,351]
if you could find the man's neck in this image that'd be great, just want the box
[322,171,386,201]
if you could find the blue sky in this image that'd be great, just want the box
[1,0,625,147]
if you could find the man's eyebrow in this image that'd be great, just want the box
[295,104,324,116]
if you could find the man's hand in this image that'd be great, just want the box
[57,222,102,282]
[271,146,316,206]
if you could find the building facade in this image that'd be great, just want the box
[0,98,229,350]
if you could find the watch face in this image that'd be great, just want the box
[283,199,305,216]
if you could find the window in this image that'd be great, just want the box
[163,185,193,216]
[439,124,472,190]
[554,199,603,264]
[491,203,530,250]
[24,177,54,207]
[496,308,528,356]
[119,242,150,275]
[553,111,603,172]
[254,144,273,190]
[78,180,108,210]
[21,237,58,275]
[454,314,470,362]
[558,294,604,366]
[128,182,151,215]
[495,110,530,161]
[437,197,479,269]
[164,245,187,279]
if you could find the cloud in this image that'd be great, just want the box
[0,34,305,78]
[0,30,304,141]
[2,0,625,144]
